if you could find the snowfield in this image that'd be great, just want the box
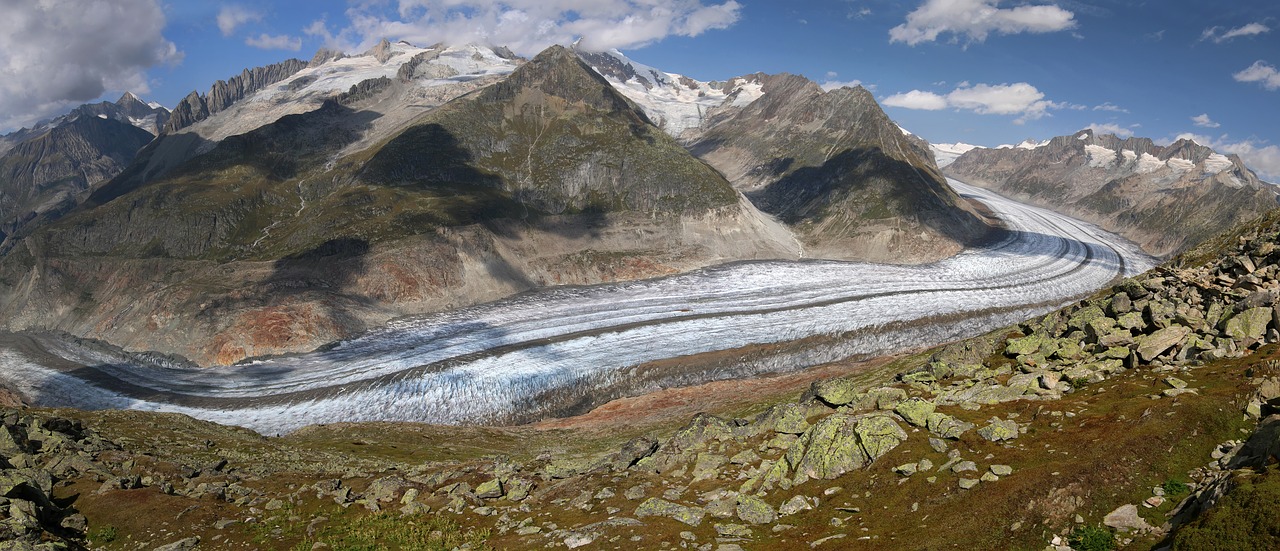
[0,180,1155,434]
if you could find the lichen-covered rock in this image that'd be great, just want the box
[788,414,870,481]
[635,498,706,526]
[612,436,659,471]
[894,398,936,427]
[474,478,503,499]
[736,494,777,524]
[925,412,974,439]
[1223,307,1273,341]
[1005,333,1053,356]
[854,415,909,459]
[864,387,908,410]
[976,418,1019,442]
[755,403,810,435]
[1068,305,1106,332]
[812,379,862,407]
[1136,325,1191,361]
[779,495,814,516]
[1116,311,1147,331]
[692,453,728,481]
[544,456,605,479]
[666,413,734,451]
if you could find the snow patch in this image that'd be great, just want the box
[1203,153,1233,174]
[1166,158,1195,172]
[930,142,980,168]
[1135,152,1164,174]
[1084,144,1116,168]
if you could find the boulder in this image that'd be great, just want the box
[755,403,810,435]
[1102,504,1152,533]
[635,498,705,526]
[1135,325,1191,362]
[893,398,936,427]
[474,478,503,499]
[779,495,814,516]
[812,379,862,407]
[736,494,777,524]
[976,418,1019,442]
[1005,334,1053,357]
[788,415,870,481]
[925,413,974,439]
[1224,307,1272,342]
[612,436,659,471]
[853,416,909,460]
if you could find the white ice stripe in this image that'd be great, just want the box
[1,179,1155,433]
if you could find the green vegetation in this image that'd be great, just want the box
[88,524,119,544]
[291,511,491,551]
[1162,478,1191,496]
[1172,467,1280,551]
[1068,524,1116,551]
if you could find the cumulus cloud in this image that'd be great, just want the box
[0,0,181,132]
[882,90,949,110]
[885,81,1064,123]
[246,33,303,51]
[1234,60,1280,90]
[1085,122,1133,138]
[317,0,742,56]
[1172,132,1280,183]
[1200,22,1270,43]
[821,72,874,92]
[1191,113,1220,128]
[217,5,262,37]
[889,0,1076,46]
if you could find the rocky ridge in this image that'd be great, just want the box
[945,128,1278,257]
[162,59,308,133]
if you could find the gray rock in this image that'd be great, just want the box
[1103,504,1152,533]
[152,536,201,551]
[635,498,705,526]
[977,418,1019,442]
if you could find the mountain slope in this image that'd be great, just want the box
[0,114,156,249]
[0,45,799,365]
[946,129,1278,256]
[575,49,993,263]
[684,75,993,262]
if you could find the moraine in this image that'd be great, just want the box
[0,179,1154,433]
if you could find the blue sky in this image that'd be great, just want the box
[2,1,1278,178]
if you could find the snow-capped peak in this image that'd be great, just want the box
[573,45,764,137]
[929,142,981,168]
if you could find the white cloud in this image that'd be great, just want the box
[1093,102,1128,113]
[822,79,874,92]
[246,33,303,51]
[0,0,181,132]
[1191,113,1220,128]
[1200,22,1270,43]
[1172,132,1280,182]
[889,0,1076,46]
[882,90,949,110]
[217,5,262,37]
[883,81,1065,124]
[321,0,742,56]
[1234,60,1280,91]
[1086,122,1133,138]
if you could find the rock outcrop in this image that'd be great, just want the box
[162,58,308,133]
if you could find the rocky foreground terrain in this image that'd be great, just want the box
[4,194,1280,550]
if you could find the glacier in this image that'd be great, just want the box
[0,180,1155,434]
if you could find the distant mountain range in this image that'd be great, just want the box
[939,129,1278,256]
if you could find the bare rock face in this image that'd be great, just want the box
[946,129,1279,257]
[163,58,308,133]
[686,75,994,263]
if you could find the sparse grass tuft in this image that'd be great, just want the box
[1068,524,1116,551]
[294,511,491,551]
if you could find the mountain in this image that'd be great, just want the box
[0,93,164,248]
[945,129,1279,256]
[0,44,799,365]
[577,48,994,263]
